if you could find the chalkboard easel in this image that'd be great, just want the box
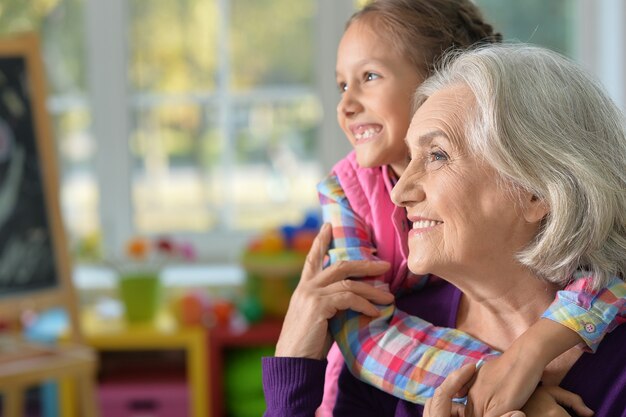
[0,32,78,332]
[0,33,99,417]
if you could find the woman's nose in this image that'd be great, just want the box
[391,163,425,208]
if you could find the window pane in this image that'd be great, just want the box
[129,94,322,233]
[130,102,217,233]
[228,95,321,229]
[475,0,577,57]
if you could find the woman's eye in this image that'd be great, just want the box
[337,82,347,93]
[365,72,380,81]
[428,150,448,163]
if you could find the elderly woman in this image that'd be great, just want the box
[263,43,626,417]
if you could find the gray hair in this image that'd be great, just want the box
[416,43,626,289]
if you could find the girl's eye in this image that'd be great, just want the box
[365,72,380,82]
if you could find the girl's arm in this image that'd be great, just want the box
[331,304,499,404]
[465,273,625,415]
[542,271,626,351]
[318,174,499,405]
[317,174,380,266]
[320,174,626,411]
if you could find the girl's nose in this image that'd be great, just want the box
[337,90,362,118]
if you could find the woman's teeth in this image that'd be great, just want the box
[412,220,443,230]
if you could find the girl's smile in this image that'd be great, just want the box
[335,19,424,174]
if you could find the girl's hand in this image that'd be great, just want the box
[423,363,593,417]
[519,385,594,417]
[274,223,394,360]
[464,344,544,417]
[424,363,476,417]
[465,318,585,417]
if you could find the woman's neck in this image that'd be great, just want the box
[450,266,583,385]
[452,266,559,351]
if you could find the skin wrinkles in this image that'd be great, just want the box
[335,19,424,175]
[392,84,556,347]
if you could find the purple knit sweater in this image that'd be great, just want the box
[263,281,626,417]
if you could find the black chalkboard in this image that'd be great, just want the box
[0,35,62,303]
[0,55,58,298]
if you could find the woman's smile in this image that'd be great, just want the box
[409,218,443,236]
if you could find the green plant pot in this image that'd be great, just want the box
[118,271,161,323]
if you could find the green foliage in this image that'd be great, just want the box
[230,0,315,88]
[0,0,86,94]
[129,0,217,92]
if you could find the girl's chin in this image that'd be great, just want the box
[355,150,384,169]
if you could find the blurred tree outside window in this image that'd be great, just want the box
[127,0,322,237]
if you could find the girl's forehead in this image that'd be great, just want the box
[344,17,398,53]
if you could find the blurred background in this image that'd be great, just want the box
[0,1,624,416]
[1,0,623,267]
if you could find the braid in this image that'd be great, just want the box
[455,2,503,46]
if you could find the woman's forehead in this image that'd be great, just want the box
[407,84,475,149]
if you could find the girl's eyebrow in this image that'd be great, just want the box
[336,58,389,78]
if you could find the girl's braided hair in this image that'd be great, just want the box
[349,0,503,77]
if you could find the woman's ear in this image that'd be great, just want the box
[523,193,550,223]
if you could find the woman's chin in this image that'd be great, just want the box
[407,259,432,276]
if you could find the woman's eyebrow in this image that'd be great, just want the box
[405,129,449,147]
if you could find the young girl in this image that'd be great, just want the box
[318,0,626,415]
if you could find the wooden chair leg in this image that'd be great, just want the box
[3,387,24,417]
[77,371,100,417]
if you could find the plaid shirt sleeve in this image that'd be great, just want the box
[319,175,626,403]
[541,272,626,352]
[318,174,500,404]
[329,303,500,405]
[317,173,379,264]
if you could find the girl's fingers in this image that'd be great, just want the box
[439,363,478,398]
[542,386,594,417]
[425,364,477,417]
[316,259,391,286]
[324,280,395,316]
[301,223,391,287]
[425,399,467,417]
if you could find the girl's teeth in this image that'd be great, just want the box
[354,128,378,141]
